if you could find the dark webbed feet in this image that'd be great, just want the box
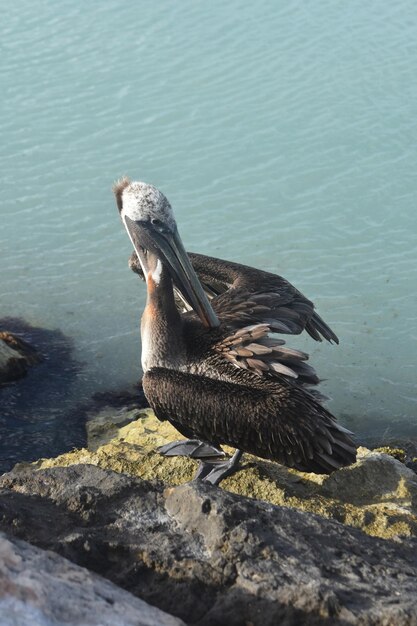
[158,439,225,459]
[194,450,243,485]
[158,440,243,485]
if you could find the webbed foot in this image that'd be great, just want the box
[194,450,243,485]
[158,439,225,459]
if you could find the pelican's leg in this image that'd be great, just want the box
[158,440,225,459]
[194,450,243,485]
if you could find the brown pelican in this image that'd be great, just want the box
[115,177,356,484]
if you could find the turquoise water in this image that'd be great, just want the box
[1,0,417,457]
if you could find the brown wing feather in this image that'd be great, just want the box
[214,323,321,388]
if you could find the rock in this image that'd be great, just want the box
[82,387,148,451]
[407,458,417,473]
[372,445,417,474]
[0,331,39,384]
[0,464,417,625]
[0,530,184,626]
[17,407,417,539]
[372,446,407,463]
[86,406,153,451]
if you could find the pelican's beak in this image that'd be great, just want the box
[123,216,219,329]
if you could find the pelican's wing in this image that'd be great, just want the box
[189,252,339,344]
[129,250,338,343]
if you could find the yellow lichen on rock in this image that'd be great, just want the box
[16,408,417,539]
[221,449,417,539]
[372,446,407,463]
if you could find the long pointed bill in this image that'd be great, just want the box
[123,217,220,329]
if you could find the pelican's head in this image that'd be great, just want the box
[115,179,177,233]
[114,177,219,328]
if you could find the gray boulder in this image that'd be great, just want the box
[0,531,184,626]
[0,464,417,625]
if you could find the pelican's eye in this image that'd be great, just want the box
[151,218,162,227]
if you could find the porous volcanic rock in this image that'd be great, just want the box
[0,530,184,626]
[0,465,417,626]
[17,407,417,539]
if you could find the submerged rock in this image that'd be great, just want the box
[0,531,184,626]
[17,406,417,539]
[0,464,417,626]
[0,317,84,472]
[0,331,39,384]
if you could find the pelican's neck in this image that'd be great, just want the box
[141,262,184,372]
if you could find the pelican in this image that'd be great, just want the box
[115,178,356,484]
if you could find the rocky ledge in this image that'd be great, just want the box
[0,464,417,625]
[17,405,417,540]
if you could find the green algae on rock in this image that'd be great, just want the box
[16,406,417,540]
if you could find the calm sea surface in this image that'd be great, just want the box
[1,1,417,467]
